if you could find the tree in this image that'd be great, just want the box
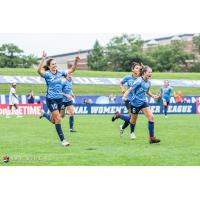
[193,35,200,54]
[106,34,145,71]
[87,40,107,71]
[0,43,38,68]
[146,41,194,72]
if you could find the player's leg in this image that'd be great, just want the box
[67,104,76,132]
[142,106,160,144]
[129,106,139,139]
[40,98,54,122]
[163,99,168,117]
[44,98,69,146]
[14,104,22,118]
[120,100,131,129]
[129,113,138,139]
[60,103,66,119]
[112,100,131,136]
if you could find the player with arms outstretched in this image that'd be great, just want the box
[38,51,80,146]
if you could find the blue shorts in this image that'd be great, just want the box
[125,100,131,110]
[162,98,170,106]
[130,102,149,114]
[46,98,63,112]
[61,100,73,110]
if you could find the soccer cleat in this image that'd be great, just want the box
[16,115,23,118]
[119,124,124,137]
[130,132,136,139]
[5,116,11,118]
[112,111,120,122]
[165,116,168,118]
[149,137,161,144]
[70,129,77,133]
[39,109,45,119]
[61,139,70,146]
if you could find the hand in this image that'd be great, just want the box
[153,95,160,100]
[75,56,80,62]
[42,51,47,59]
[122,96,127,102]
[122,90,125,94]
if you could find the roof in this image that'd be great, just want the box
[49,49,92,58]
[144,34,195,43]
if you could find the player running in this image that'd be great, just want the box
[122,66,160,144]
[60,73,77,132]
[112,62,143,139]
[160,80,172,118]
[38,51,80,147]
[6,83,22,118]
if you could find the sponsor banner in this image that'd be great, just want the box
[0,104,42,115]
[1,95,200,105]
[42,103,197,115]
[196,102,200,114]
[1,75,200,87]
[0,103,196,115]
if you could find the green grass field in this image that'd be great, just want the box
[0,68,200,95]
[0,114,200,166]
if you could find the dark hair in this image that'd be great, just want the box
[141,66,152,75]
[132,62,144,76]
[44,58,54,71]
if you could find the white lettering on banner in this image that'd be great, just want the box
[150,106,161,113]
[2,76,17,83]
[73,77,91,84]
[89,78,104,84]
[0,104,42,115]
[168,105,192,113]
[107,78,120,85]
[74,106,88,114]
[91,106,124,114]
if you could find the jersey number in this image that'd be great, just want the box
[51,104,58,110]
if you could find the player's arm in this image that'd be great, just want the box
[37,51,47,76]
[119,82,126,94]
[147,90,159,100]
[68,56,80,73]
[62,93,73,100]
[12,93,18,99]
[122,87,133,101]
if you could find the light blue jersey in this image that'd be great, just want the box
[129,77,151,107]
[161,86,172,102]
[121,75,138,100]
[62,79,73,103]
[42,70,67,99]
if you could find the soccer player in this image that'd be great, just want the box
[6,83,22,118]
[112,62,143,139]
[122,66,160,144]
[160,80,173,118]
[60,73,76,132]
[38,51,80,147]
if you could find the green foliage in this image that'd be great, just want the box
[0,43,38,68]
[146,41,195,72]
[193,35,200,53]
[87,40,107,71]
[88,35,198,72]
